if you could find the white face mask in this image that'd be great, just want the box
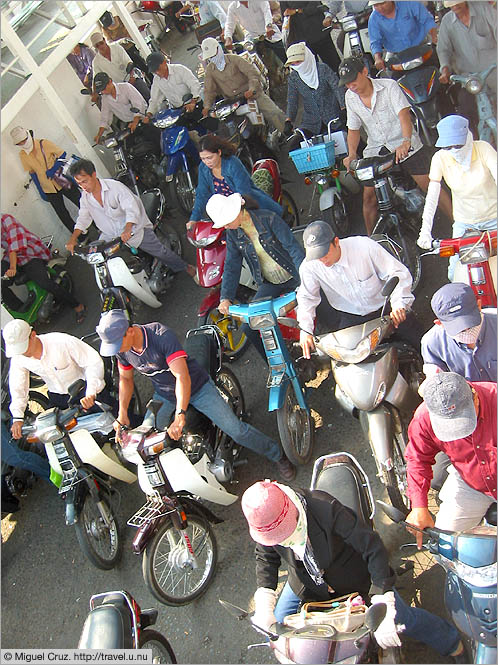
[17,135,33,153]
[450,316,482,345]
[448,130,473,171]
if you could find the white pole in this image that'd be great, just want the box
[112,1,151,58]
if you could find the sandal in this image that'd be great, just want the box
[75,304,87,324]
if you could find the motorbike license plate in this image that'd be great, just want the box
[59,470,78,494]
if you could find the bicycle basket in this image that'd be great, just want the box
[289,141,336,174]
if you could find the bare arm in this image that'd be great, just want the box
[114,365,135,432]
[343,128,361,171]
[5,251,17,277]
[166,357,191,440]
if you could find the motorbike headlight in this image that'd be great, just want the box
[355,166,374,181]
[154,116,178,128]
[446,559,497,588]
[320,327,381,363]
[86,252,105,264]
[38,424,63,444]
[249,312,276,330]
[341,17,357,31]
[466,78,482,94]
[104,137,118,148]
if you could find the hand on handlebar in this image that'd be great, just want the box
[439,67,451,85]
[224,37,233,49]
[417,230,434,250]
[11,420,23,440]
[186,220,198,231]
[80,394,96,410]
[121,229,134,243]
[405,507,435,550]
[395,141,410,163]
[218,299,232,316]
[65,239,77,255]
[374,56,386,72]
[389,307,407,327]
[142,114,151,124]
[185,100,197,113]
[128,119,140,133]
[300,331,316,360]
[244,89,255,100]
[343,154,356,172]
[5,267,16,278]
[167,413,185,441]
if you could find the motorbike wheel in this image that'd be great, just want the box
[168,167,198,215]
[153,228,184,293]
[381,434,409,513]
[199,307,249,362]
[280,189,299,228]
[276,382,314,466]
[139,629,177,663]
[143,514,217,606]
[322,195,350,238]
[74,494,122,570]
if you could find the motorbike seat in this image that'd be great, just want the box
[314,463,371,526]
[78,598,133,649]
[141,190,160,223]
[183,332,218,380]
[485,503,497,527]
[354,152,395,172]
[13,273,29,286]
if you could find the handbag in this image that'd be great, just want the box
[283,592,367,633]
[39,140,73,191]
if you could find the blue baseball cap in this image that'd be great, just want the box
[430,282,480,336]
[435,114,469,147]
[96,310,130,356]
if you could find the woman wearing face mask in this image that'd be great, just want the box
[284,42,345,147]
[417,115,497,280]
[10,126,81,234]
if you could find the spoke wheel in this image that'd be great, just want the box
[169,168,197,214]
[143,514,217,606]
[280,189,299,228]
[139,629,177,663]
[276,382,314,466]
[153,229,184,293]
[199,307,249,362]
[323,195,350,238]
[215,367,245,463]
[74,494,122,570]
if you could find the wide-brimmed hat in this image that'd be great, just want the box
[201,37,219,60]
[303,220,335,261]
[90,32,105,48]
[430,282,481,336]
[206,193,243,229]
[10,126,28,145]
[285,42,306,65]
[241,480,299,546]
[435,114,469,147]
[443,1,464,8]
[424,373,477,442]
[96,310,130,356]
[3,319,32,357]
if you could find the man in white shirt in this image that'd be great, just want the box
[297,221,420,358]
[176,0,227,35]
[225,1,285,63]
[145,52,202,117]
[3,319,105,439]
[65,159,195,278]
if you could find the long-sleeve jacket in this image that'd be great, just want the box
[287,62,345,135]
[254,489,396,601]
[220,208,304,302]
[279,1,328,47]
[19,138,65,195]
[203,54,263,110]
[190,155,283,221]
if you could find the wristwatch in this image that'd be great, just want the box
[176,409,187,416]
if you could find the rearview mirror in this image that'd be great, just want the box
[80,88,91,95]
[364,603,387,632]
[381,276,399,298]
[377,500,408,522]
[68,379,85,399]
[182,93,193,103]
[126,62,135,74]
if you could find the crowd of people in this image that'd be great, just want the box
[2,2,497,662]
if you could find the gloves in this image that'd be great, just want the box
[417,229,433,250]
[283,119,294,138]
[371,591,402,650]
[252,587,277,632]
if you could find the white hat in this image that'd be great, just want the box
[90,32,105,47]
[369,0,387,5]
[443,1,464,7]
[201,37,219,60]
[10,126,28,145]
[206,193,243,229]
[2,319,32,357]
[285,42,306,65]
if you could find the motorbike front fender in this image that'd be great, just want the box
[269,375,308,412]
[319,186,339,212]
[177,494,223,525]
[107,257,161,308]
[198,288,221,318]
[358,405,394,471]
[69,429,137,484]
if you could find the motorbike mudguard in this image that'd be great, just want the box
[398,67,440,104]
[445,571,497,649]
[69,430,137,484]
[107,257,161,308]
[358,405,394,471]
[198,288,222,318]
[164,138,200,177]
[319,187,341,212]
[176,494,223,525]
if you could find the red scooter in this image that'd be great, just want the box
[187,159,302,361]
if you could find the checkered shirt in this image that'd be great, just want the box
[1,213,51,266]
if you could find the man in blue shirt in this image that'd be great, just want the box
[96,310,296,480]
[421,282,497,382]
[368,1,437,71]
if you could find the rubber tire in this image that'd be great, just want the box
[216,366,245,417]
[168,167,197,215]
[322,195,350,238]
[276,382,314,466]
[280,189,299,228]
[139,629,177,663]
[143,515,218,606]
[74,494,122,570]
[199,306,249,362]
[381,436,409,513]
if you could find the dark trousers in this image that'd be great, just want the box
[1,258,78,311]
[45,185,80,233]
[309,35,341,74]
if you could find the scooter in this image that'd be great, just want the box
[21,379,137,569]
[122,328,241,605]
[450,64,497,145]
[79,589,176,661]
[326,6,373,73]
[1,235,74,325]
[314,277,423,511]
[229,292,315,466]
[422,230,497,307]
[379,500,497,664]
[384,43,441,146]
[220,452,397,664]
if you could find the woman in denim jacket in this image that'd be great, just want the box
[188,135,282,226]
[205,192,304,361]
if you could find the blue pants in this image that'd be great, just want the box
[274,582,460,657]
[145,378,282,462]
[1,422,50,481]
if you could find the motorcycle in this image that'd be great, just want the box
[422,230,497,308]
[379,500,497,664]
[349,152,423,289]
[1,235,74,325]
[79,589,176,662]
[450,64,497,146]
[326,7,374,73]
[221,452,396,664]
[137,1,187,36]
[314,276,423,511]
[288,118,358,236]
[229,291,315,466]
[122,325,243,606]
[384,43,441,146]
[251,158,300,229]
[21,379,137,569]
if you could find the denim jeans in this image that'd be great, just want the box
[145,378,282,462]
[449,218,497,280]
[274,582,460,657]
[1,422,50,481]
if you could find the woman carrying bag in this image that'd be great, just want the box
[11,126,81,234]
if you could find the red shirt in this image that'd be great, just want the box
[1,213,51,266]
[406,381,497,508]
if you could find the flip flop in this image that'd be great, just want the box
[76,305,87,324]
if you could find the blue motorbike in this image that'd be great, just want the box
[379,500,497,664]
[229,291,315,465]
[450,65,497,147]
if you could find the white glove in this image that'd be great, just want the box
[371,591,402,649]
[252,587,277,631]
[417,230,434,250]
